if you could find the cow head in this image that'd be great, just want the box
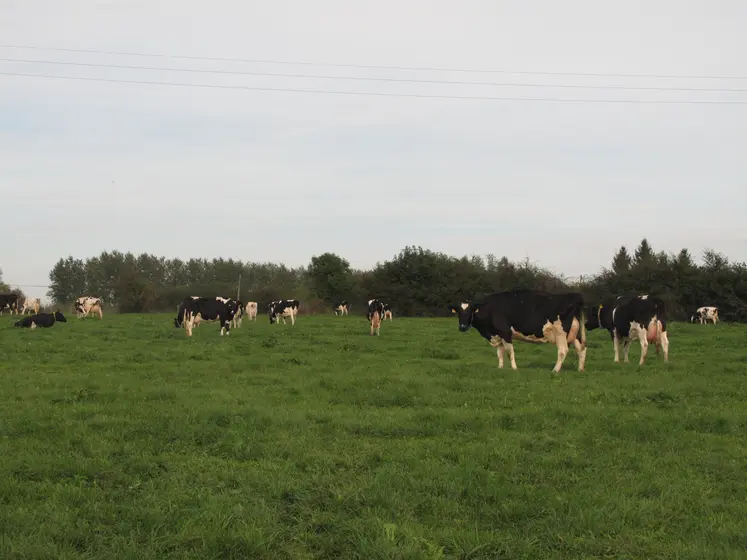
[54,310,67,322]
[450,302,479,332]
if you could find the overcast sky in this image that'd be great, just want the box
[1,0,746,300]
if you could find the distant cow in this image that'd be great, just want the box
[383,304,393,321]
[231,299,245,328]
[586,294,669,365]
[75,296,103,319]
[191,297,236,329]
[245,301,258,321]
[268,299,299,325]
[175,296,238,337]
[368,299,383,335]
[0,293,19,315]
[21,297,41,315]
[14,310,67,328]
[691,306,719,324]
[334,301,349,316]
[450,289,587,373]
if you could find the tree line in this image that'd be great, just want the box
[44,239,747,321]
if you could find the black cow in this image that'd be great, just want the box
[14,310,67,328]
[175,296,238,337]
[334,300,349,316]
[450,289,587,373]
[0,293,19,315]
[269,299,299,325]
[586,294,668,365]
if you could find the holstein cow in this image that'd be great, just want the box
[21,297,41,315]
[14,310,67,328]
[75,296,103,319]
[0,293,19,315]
[190,297,237,329]
[269,299,300,325]
[586,294,669,365]
[334,300,349,316]
[368,298,384,335]
[691,306,719,324]
[450,289,587,373]
[383,304,393,321]
[245,301,258,321]
[231,299,245,329]
[176,296,238,337]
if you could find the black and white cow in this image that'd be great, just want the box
[0,293,19,315]
[382,304,393,321]
[367,298,385,323]
[14,310,67,328]
[231,299,245,329]
[268,299,299,325]
[368,299,382,335]
[450,289,587,373]
[334,300,349,316]
[690,306,719,324]
[586,294,669,365]
[175,296,238,337]
[75,296,103,319]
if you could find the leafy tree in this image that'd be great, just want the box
[307,253,354,304]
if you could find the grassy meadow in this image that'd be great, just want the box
[0,311,745,559]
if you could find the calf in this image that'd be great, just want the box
[0,293,19,315]
[450,289,587,373]
[14,310,67,328]
[21,297,41,315]
[369,301,382,335]
[269,299,299,325]
[75,296,103,319]
[383,304,393,321]
[334,300,349,316]
[176,296,238,337]
[245,301,258,321]
[691,306,719,324]
[586,294,669,365]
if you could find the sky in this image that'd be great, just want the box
[1,0,746,301]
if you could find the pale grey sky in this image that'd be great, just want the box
[1,0,746,300]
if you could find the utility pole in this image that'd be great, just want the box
[236,273,241,301]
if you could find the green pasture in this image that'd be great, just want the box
[0,313,745,559]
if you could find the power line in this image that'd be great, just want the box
[1,43,745,81]
[2,57,746,93]
[3,71,747,104]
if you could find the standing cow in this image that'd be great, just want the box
[586,294,669,365]
[334,301,349,316]
[244,301,258,321]
[269,299,299,325]
[450,289,587,373]
[175,296,238,337]
[75,296,103,319]
[21,297,41,315]
[368,299,383,335]
[0,293,19,315]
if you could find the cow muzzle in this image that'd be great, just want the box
[458,324,471,332]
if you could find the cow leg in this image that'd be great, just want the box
[552,333,569,373]
[572,339,587,371]
[622,339,632,363]
[659,326,669,362]
[613,330,622,363]
[502,340,517,370]
[496,344,505,368]
[636,325,650,365]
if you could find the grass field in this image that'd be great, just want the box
[1,312,745,559]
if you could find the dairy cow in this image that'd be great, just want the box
[245,301,258,321]
[231,300,245,328]
[14,310,67,328]
[334,301,349,316]
[368,299,384,335]
[450,289,588,373]
[0,293,19,315]
[75,296,103,319]
[691,306,719,324]
[175,296,238,337]
[586,294,669,365]
[382,304,393,321]
[269,299,299,325]
[21,297,41,315]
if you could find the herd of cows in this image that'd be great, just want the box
[0,289,722,372]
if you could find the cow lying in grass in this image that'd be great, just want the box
[14,310,68,328]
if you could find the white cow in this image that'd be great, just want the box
[75,296,103,319]
[691,306,719,324]
[245,301,258,321]
[21,297,41,315]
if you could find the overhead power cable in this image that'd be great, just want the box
[3,71,747,104]
[2,57,746,93]
[1,43,746,81]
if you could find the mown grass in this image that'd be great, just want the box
[0,312,745,559]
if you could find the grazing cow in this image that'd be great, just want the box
[21,297,41,315]
[176,296,238,337]
[0,293,19,315]
[245,301,258,321]
[75,296,103,319]
[269,299,300,325]
[690,306,719,324]
[334,300,349,316]
[586,294,669,365]
[383,304,393,321]
[450,289,587,373]
[369,300,382,335]
[14,310,67,328]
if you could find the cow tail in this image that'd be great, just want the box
[579,305,587,346]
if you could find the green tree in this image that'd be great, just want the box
[48,257,87,303]
[307,253,354,305]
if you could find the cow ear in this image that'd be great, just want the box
[449,306,457,314]
[472,306,480,314]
